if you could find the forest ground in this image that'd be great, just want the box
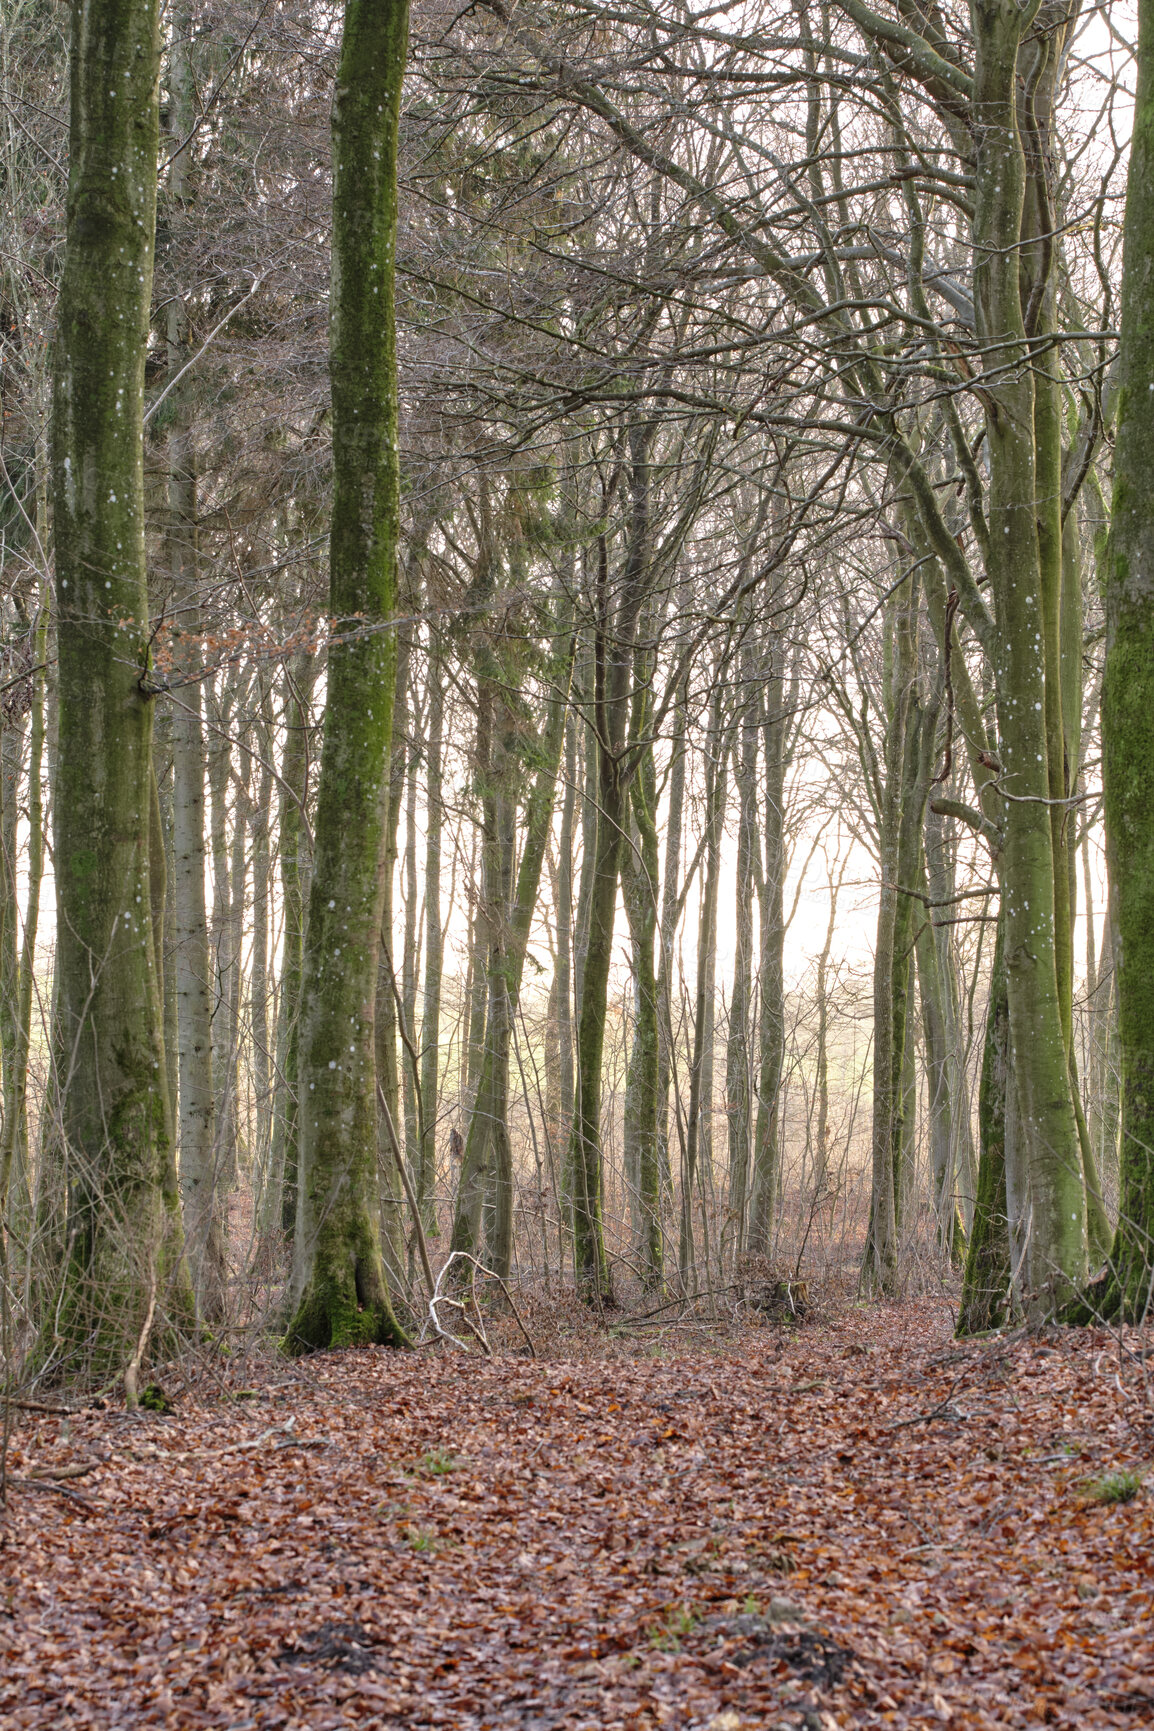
[1,1297,1152,1730]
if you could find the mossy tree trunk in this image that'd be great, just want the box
[285,0,410,1353]
[1094,0,1154,1320]
[51,0,191,1372]
[972,0,1086,1309]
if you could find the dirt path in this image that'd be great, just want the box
[2,1304,1151,1728]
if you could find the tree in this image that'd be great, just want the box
[50,0,192,1376]
[1094,0,1154,1322]
[285,0,411,1351]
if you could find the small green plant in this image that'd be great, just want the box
[1083,1469,1143,1506]
[411,1448,462,1477]
[403,1525,439,1552]
[742,1594,762,1617]
[649,1605,697,1652]
[139,1384,173,1414]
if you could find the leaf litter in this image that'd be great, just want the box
[1,1298,1152,1728]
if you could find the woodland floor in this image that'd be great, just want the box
[1,1297,1152,1730]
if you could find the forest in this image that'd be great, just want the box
[1,0,1153,1725]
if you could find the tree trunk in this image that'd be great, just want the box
[286,0,410,1352]
[656,669,687,1194]
[0,595,47,1217]
[249,690,274,1200]
[1094,0,1154,1319]
[400,691,421,1188]
[569,431,654,1298]
[269,648,315,1244]
[171,623,221,1316]
[375,628,411,1285]
[959,917,1013,1333]
[973,0,1085,1308]
[451,641,572,1277]
[683,681,727,1285]
[620,666,663,1291]
[51,0,191,1370]
[726,634,758,1257]
[748,633,788,1255]
[418,648,444,1233]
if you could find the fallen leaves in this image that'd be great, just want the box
[0,1301,1151,1728]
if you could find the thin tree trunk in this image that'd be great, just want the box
[269,648,315,1244]
[170,630,221,1314]
[451,640,572,1278]
[375,630,410,1288]
[748,633,788,1255]
[0,595,46,1217]
[683,682,727,1284]
[656,669,687,1194]
[726,635,758,1257]
[418,647,444,1233]
[621,664,663,1291]
[401,690,421,1188]
[249,689,274,1199]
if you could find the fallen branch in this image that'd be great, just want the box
[7,1478,101,1513]
[1,1399,84,1417]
